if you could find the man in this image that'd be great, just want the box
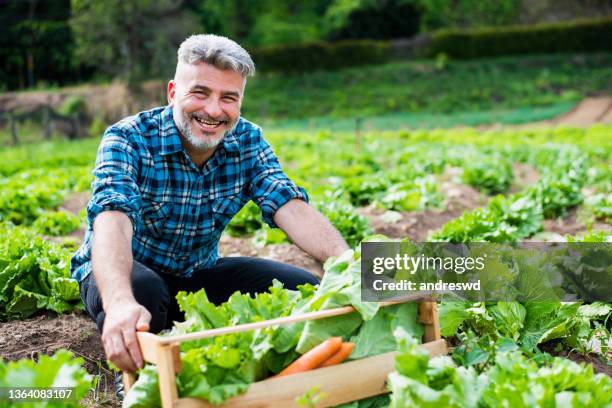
[70,34,349,378]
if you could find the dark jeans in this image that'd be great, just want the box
[79,257,320,333]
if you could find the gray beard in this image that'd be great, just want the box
[174,108,239,152]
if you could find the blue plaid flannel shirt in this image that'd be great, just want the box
[70,105,308,282]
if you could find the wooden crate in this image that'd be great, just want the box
[124,300,447,408]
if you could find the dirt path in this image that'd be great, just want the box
[550,96,612,126]
[519,96,612,128]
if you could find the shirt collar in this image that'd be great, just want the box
[222,125,240,156]
[159,105,185,156]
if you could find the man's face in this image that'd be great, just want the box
[168,61,245,153]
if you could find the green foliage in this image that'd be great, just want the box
[316,200,372,247]
[251,40,392,73]
[432,145,589,242]
[226,201,263,237]
[580,193,611,224]
[0,1,77,91]
[462,157,513,195]
[32,210,81,236]
[0,167,92,226]
[431,194,544,243]
[338,171,442,212]
[0,138,97,177]
[416,0,521,31]
[0,349,93,407]
[376,177,443,211]
[190,0,329,48]
[70,0,200,83]
[323,0,420,40]
[438,299,612,372]
[0,224,83,320]
[389,328,612,408]
[524,147,587,218]
[244,53,612,120]
[88,116,108,138]
[125,248,423,406]
[58,96,87,117]
[252,225,289,247]
[427,17,612,59]
[567,230,611,243]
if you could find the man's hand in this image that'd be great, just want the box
[101,299,151,373]
[274,199,349,264]
[92,211,147,372]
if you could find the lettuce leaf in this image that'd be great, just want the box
[0,349,92,407]
[125,248,425,407]
[389,329,612,408]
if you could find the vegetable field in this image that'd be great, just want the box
[0,121,610,407]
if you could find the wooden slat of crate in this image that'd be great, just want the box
[177,339,447,408]
[127,300,445,408]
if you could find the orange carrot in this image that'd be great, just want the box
[275,337,342,377]
[319,342,355,367]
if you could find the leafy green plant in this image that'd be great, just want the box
[0,167,92,226]
[33,210,81,236]
[124,247,424,407]
[316,200,372,248]
[462,157,513,195]
[388,328,612,408]
[252,224,289,247]
[0,349,93,407]
[579,193,612,224]
[0,224,83,320]
[226,201,263,237]
[431,194,543,243]
[438,299,612,371]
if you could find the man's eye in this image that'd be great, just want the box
[222,96,237,102]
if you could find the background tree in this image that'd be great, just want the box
[324,0,421,40]
[70,0,200,85]
[0,0,76,90]
[187,0,331,48]
[415,0,522,31]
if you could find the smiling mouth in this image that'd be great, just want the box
[192,116,227,131]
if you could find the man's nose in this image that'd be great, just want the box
[203,97,222,118]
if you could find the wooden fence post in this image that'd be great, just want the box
[9,113,18,145]
[43,105,51,140]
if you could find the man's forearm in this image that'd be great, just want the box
[274,199,349,262]
[91,211,135,309]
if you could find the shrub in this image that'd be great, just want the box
[426,17,612,59]
[251,40,392,73]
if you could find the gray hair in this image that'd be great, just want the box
[177,34,255,77]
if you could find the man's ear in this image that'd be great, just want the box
[167,80,176,105]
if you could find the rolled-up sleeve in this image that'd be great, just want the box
[87,130,142,231]
[249,135,308,228]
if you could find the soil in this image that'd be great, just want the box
[260,243,324,278]
[0,311,120,406]
[543,208,611,236]
[59,191,91,215]
[358,181,488,241]
[219,235,324,278]
[539,341,611,377]
[2,114,608,404]
[510,162,539,193]
[549,96,612,126]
